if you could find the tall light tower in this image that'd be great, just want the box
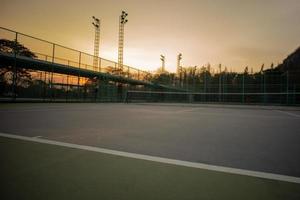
[177,53,182,76]
[160,55,165,72]
[118,11,128,73]
[92,16,100,70]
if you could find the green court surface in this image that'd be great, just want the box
[1,137,300,200]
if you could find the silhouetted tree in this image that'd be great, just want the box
[0,39,36,57]
[0,39,36,93]
[0,39,36,86]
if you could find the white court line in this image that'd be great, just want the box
[175,108,202,113]
[0,106,99,113]
[0,108,66,113]
[274,110,300,118]
[0,132,300,184]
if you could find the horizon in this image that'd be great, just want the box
[1,0,300,72]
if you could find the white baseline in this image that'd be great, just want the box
[0,132,299,184]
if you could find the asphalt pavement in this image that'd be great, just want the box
[1,103,300,177]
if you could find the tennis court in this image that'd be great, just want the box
[1,103,300,199]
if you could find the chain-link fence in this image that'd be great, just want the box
[126,70,300,105]
[1,27,299,105]
[0,27,153,102]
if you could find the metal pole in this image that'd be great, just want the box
[293,84,296,105]
[98,57,102,72]
[204,71,207,102]
[43,71,47,101]
[50,43,55,101]
[114,63,121,75]
[78,52,81,100]
[66,60,70,102]
[204,71,207,93]
[286,71,289,105]
[92,16,100,70]
[242,73,245,104]
[39,72,42,98]
[97,76,101,101]
[223,72,226,102]
[219,66,221,102]
[118,11,128,74]
[260,73,263,104]
[160,55,165,72]
[12,32,18,101]
[177,53,182,77]
[264,73,266,104]
[193,66,196,92]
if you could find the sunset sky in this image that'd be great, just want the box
[1,0,300,72]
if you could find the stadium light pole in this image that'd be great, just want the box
[177,53,182,87]
[118,11,128,74]
[223,66,227,94]
[193,65,197,91]
[92,16,100,71]
[160,55,165,72]
[177,53,182,76]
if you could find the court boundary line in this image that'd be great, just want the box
[1,132,300,184]
[274,110,300,118]
[131,102,300,112]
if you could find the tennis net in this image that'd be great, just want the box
[125,90,299,105]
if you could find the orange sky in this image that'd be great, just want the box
[1,0,300,72]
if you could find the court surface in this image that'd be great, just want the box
[1,103,300,199]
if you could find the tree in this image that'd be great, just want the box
[0,39,36,93]
[0,39,36,58]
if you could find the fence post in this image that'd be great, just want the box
[113,62,117,75]
[12,32,18,101]
[286,71,289,105]
[293,84,296,105]
[260,73,263,104]
[97,76,101,102]
[43,71,47,101]
[204,72,207,102]
[66,60,70,102]
[223,72,226,102]
[242,73,245,104]
[78,52,81,100]
[204,72,206,93]
[263,73,267,104]
[219,73,221,102]
[50,43,55,101]
[98,58,102,72]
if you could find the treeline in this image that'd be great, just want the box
[150,47,300,93]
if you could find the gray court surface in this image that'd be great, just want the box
[0,103,300,177]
